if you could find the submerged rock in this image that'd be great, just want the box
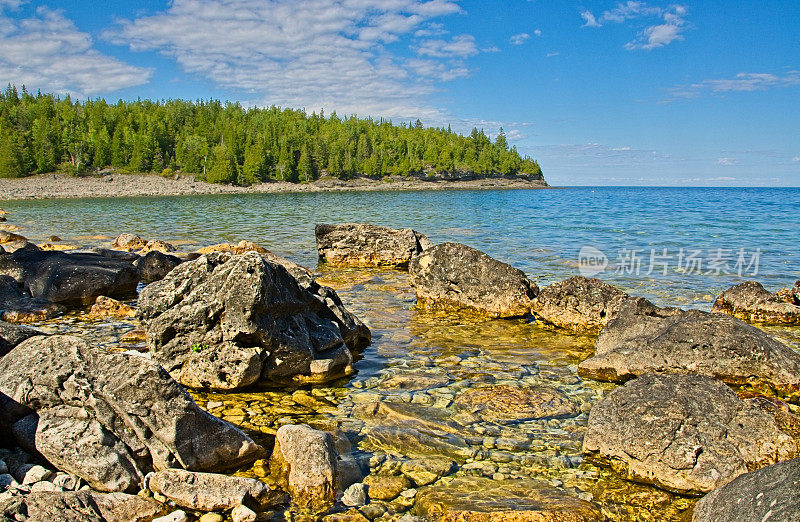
[148,469,285,512]
[692,457,800,522]
[414,476,603,521]
[315,223,432,269]
[196,240,270,255]
[582,373,797,495]
[578,297,800,402]
[270,424,337,513]
[0,335,265,492]
[453,384,578,422]
[531,276,629,333]
[712,280,800,325]
[363,474,412,501]
[138,251,369,390]
[408,242,538,318]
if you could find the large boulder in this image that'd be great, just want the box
[408,242,538,318]
[578,298,800,402]
[531,276,629,333]
[582,373,797,495]
[315,223,432,269]
[0,335,265,493]
[0,320,44,357]
[692,458,800,522]
[137,252,369,391]
[270,424,337,513]
[148,469,285,512]
[712,280,800,325]
[0,249,139,306]
[3,491,163,522]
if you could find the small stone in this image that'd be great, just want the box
[51,472,79,491]
[231,504,257,522]
[154,510,189,522]
[29,481,62,493]
[341,482,367,507]
[22,465,53,485]
[199,514,225,522]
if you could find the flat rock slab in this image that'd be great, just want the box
[408,242,538,318]
[692,457,800,522]
[148,469,285,512]
[712,280,800,325]
[454,385,578,422]
[414,476,603,521]
[582,373,797,495]
[531,276,629,334]
[0,335,265,492]
[315,223,432,269]
[578,298,800,403]
[7,491,163,522]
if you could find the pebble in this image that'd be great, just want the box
[154,510,189,522]
[29,481,62,493]
[22,465,53,485]
[341,482,367,507]
[198,514,225,522]
[231,504,257,522]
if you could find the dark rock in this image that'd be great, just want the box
[531,276,629,333]
[1,240,39,253]
[148,469,286,511]
[578,298,800,402]
[582,373,797,495]
[11,490,163,522]
[0,320,44,357]
[137,252,369,390]
[0,249,139,306]
[315,223,432,269]
[88,247,141,262]
[134,250,183,283]
[0,335,265,492]
[0,274,63,324]
[712,280,800,325]
[692,458,800,522]
[408,242,538,318]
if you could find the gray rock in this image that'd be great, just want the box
[134,250,183,283]
[712,280,800,325]
[29,481,62,493]
[137,252,369,390]
[582,373,797,495]
[0,319,44,357]
[341,482,366,507]
[531,276,628,333]
[408,242,538,318]
[315,223,432,269]
[20,464,52,485]
[231,504,257,522]
[270,424,337,513]
[578,297,800,402]
[10,490,163,522]
[0,250,139,306]
[692,458,800,522]
[154,510,190,522]
[148,469,285,512]
[0,335,265,492]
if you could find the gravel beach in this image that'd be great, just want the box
[0,172,549,201]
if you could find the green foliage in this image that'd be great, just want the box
[190,342,208,353]
[0,85,543,183]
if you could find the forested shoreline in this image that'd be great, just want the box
[0,86,543,184]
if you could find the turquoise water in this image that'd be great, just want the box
[5,186,799,309]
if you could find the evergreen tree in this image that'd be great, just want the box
[0,128,25,178]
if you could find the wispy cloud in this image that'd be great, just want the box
[715,157,738,167]
[533,29,542,37]
[792,156,800,163]
[0,5,151,97]
[108,0,476,120]
[509,33,530,45]
[666,71,800,100]
[581,2,688,51]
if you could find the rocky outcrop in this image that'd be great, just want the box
[582,373,797,495]
[0,249,139,306]
[2,491,164,522]
[775,280,800,305]
[148,469,285,512]
[578,298,800,402]
[692,458,800,522]
[134,251,182,283]
[0,320,43,356]
[531,276,629,333]
[270,424,337,513]
[137,252,370,391]
[0,335,265,493]
[316,223,432,269]
[408,242,538,318]
[712,280,800,325]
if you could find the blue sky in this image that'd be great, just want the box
[1,0,798,186]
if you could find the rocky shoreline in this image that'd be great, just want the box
[1,219,799,521]
[0,172,550,201]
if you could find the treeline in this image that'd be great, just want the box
[0,85,542,184]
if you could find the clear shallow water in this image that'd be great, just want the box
[5,186,800,520]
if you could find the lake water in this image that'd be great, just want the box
[4,186,800,520]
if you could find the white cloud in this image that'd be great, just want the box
[0,6,151,97]
[792,156,800,163]
[546,51,560,57]
[581,3,688,51]
[667,71,800,100]
[109,0,472,119]
[533,29,542,37]
[707,176,736,181]
[716,157,738,167]
[509,33,530,45]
